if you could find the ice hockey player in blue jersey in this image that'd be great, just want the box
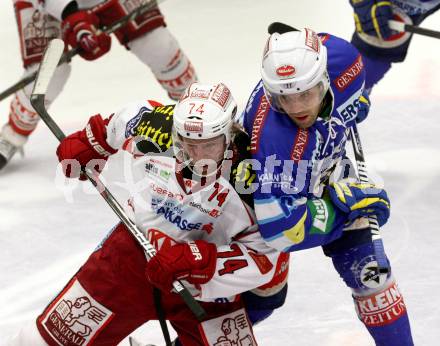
[241,23,414,345]
[349,0,440,93]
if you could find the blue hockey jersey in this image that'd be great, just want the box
[242,33,366,252]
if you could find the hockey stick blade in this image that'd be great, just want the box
[389,20,440,39]
[30,39,67,142]
[32,39,64,96]
[30,40,207,322]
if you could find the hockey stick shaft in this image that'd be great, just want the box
[30,39,206,321]
[389,19,440,39]
[0,0,161,102]
[349,124,389,274]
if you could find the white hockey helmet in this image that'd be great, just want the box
[172,82,237,173]
[261,28,330,112]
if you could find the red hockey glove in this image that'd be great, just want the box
[56,114,117,179]
[62,10,111,61]
[145,240,217,292]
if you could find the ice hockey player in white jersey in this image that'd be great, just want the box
[0,0,198,171]
[8,82,288,346]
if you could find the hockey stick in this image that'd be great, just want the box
[0,0,161,102]
[389,19,440,39]
[349,123,390,274]
[30,39,207,322]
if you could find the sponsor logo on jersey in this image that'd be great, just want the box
[250,95,270,154]
[39,278,114,346]
[276,65,296,78]
[254,252,289,294]
[145,161,172,182]
[336,88,363,123]
[309,199,332,234]
[150,157,173,169]
[290,128,308,162]
[155,205,214,232]
[354,282,408,327]
[189,201,221,218]
[150,183,184,201]
[160,169,171,181]
[334,54,364,92]
[201,223,213,234]
[305,28,320,53]
[128,105,174,152]
[184,121,203,133]
[211,83,231,110]
[145,162,159,175]
[258,171,297,190]
[125,107,147,138]
[248,250,273,275]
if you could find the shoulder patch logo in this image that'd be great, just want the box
[250,95,270,154]
[334,54,364,92]
[125,107,148,138]
[290,128,309,162]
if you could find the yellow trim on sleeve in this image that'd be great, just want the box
[351,197,390,210]
[283,211,307,245]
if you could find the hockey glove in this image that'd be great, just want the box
[145,240,217,292]
[62,10,111,61]
[350,0,393,40]
[356,90,370,123]
[56,114,117,179]
[327,182,390,226]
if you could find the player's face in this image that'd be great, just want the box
[278,83,324,128]
[181,134,226,174]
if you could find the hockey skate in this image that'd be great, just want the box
[0,124,27,171]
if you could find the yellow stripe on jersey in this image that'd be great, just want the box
[283,211,307,245]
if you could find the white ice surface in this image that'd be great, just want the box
[1,1,440,345]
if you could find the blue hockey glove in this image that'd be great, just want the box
[327,182,390,226]
[350,0,393,40]
[356,90,370,123]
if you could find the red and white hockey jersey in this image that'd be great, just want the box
[100,100,287,302]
